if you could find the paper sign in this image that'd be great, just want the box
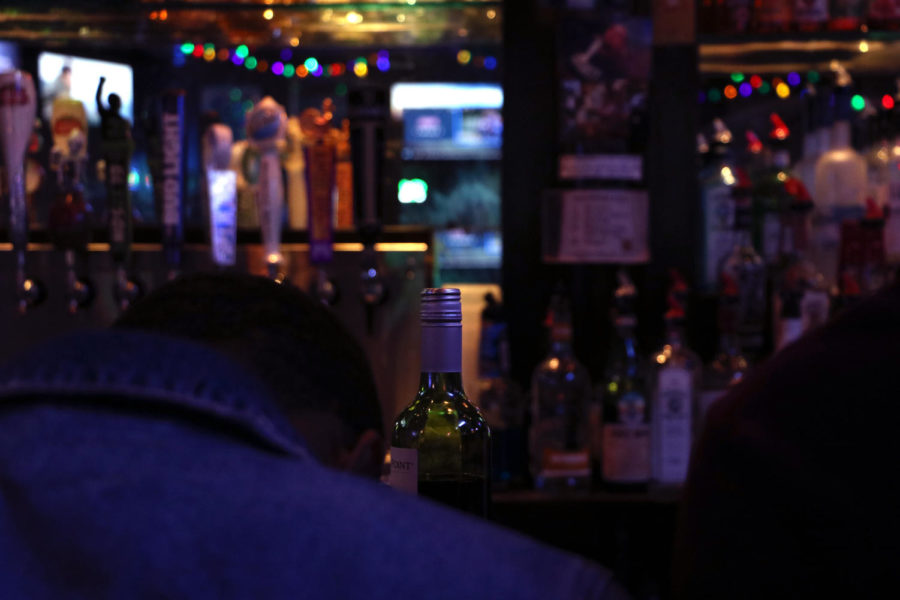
[543,189,649,264]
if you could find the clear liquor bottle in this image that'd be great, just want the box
[699,273,750,431]
[753,113,795,265]
[813,73,868,289]
[390,288,491,517]
[530,291,592,492]
[651,294,701,486]
[599,270,650,490]
[720,170,767,358]
[700,119,739,292]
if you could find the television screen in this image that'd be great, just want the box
[390,83,503,160]
[37,52,134,125]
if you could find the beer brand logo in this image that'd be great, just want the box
[0,84,29,106]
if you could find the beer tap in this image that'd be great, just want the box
[158,90,185,281]
[48,98,93,314]
[203,122,237,268]
[301,99,340,305]
[0,70,45,313]
[359,223,387,334]
[285,116,308,230]
[349,87,388,332]
[96,76,141,311]
[246,96,287,280]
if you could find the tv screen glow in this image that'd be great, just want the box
[37,52,134,125]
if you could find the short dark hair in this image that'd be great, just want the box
[113,273,381,442]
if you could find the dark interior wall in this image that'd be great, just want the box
[502,0,702,387]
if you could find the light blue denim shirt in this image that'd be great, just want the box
[0,330,628,599]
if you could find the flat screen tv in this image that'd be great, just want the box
[390,82,502,160]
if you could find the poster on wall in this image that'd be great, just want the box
[542,188,650,264]
[557,11,652,181]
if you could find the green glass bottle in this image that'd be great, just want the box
[390,288,491,517]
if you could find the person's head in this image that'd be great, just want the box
[108,93,121,113]
[113,272,384,478]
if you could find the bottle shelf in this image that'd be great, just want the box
[0,224,433,253]
[0,0,502,49]
[699,31,900,76]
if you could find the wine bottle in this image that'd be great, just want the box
[390,288,491,518]
[599,270,650,491]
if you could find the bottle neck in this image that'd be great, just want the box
[421,322,462,374]
[419,371,465,392]
[773,149,791,169]
[550,337,573,357]
[831,121,851,150]
[665,323,685,350]
[802,133,818,159]
[616,325,639,375]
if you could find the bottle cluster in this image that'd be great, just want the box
[699,0,896,36]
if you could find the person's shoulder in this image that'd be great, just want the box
[0,328,307,457]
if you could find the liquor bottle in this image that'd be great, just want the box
[774,181,831,349]
[699,273,749,430]
[724,0,755,33]
[754,113,794,265]
[530,290,592,492]
[868,0,900,30]
[390,288,491,517]
[753,0,794,33]
[699,119,739,292]
[720,165,767,358]
[599,270,650,490]
[885,101,900,262]
[651,291,701,486]
[476,293,527,490]
[813,77,867,289]
[829,0,866,30]
[795,0,830,30]
[864,108,892,209]
[795,86,825,195]
[859,199,887,293]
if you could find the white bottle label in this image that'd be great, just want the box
[602,423,650,483]
[655,367,693,484]
[389,447,418,494]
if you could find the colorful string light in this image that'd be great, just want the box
[724,85,738,100]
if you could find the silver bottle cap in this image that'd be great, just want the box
[421,288,461,323]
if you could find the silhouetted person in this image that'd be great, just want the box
[0,293,628,598]
[674,282,900,598]
[114,273,384,478]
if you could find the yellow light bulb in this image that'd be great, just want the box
[263,8,274,20]
[346,11,363,24]
[353,62,368,77]
[776,82,790,99]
